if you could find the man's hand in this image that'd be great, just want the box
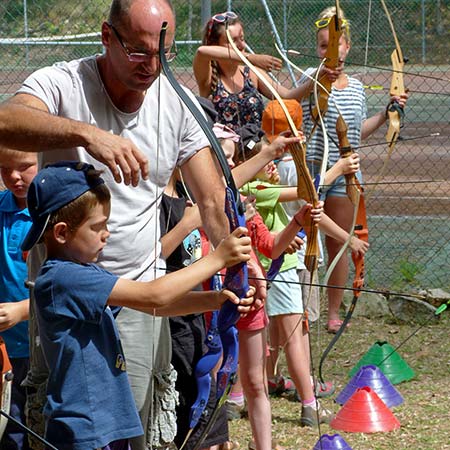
[85,127,149,186]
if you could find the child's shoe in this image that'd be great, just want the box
[300,402,334,427]
[225,398,246,420]
[268,375,296,396]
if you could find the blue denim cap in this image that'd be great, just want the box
[21,161,105,251]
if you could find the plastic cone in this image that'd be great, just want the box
[312,433,353,449]
[337,365,404,408]
[331,386,400,433]
[349,341,415,384]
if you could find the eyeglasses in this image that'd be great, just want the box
[206,11,238,41]
[108,23,177,63]
[315,17,349,30]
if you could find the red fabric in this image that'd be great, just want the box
[246,211,275,259]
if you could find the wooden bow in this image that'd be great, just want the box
[311,0,344,126]
[225,28,320,274]
[367,0,407,196]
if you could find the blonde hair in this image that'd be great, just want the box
[317,6,350,43]
[0,148,37,169]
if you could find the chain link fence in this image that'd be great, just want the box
[1,0,449,292]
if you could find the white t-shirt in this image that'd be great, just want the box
[300,69,367,174]
[18,56,209,281]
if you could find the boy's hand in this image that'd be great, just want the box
[218,286,259,316]
[0,302,26,331]
[335,153,360,175]
[264,133,304,161]
[350,235,370,257]
[182,201,202,231]
[390,92,409,109]
[215,227,251,268]
[247,258,267,310]
[285,235,305,254]
[266,161,280,185]
[319,65,343,83]
[244,195,257,221]
[247,54,282,72]
[295,200,324,226]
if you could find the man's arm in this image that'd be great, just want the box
[180,147,229,247]
[0,95,148,186]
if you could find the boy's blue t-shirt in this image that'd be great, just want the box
[34,259,143,449]
[0,190,30,358]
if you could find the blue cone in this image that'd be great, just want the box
[312,433,352,450]
[337,365,404,408]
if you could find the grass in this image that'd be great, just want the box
[228,309,450,449]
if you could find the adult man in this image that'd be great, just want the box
[0,1,232,448]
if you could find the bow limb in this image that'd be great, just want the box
[159,22,248,449]
[319,183,368,384]
[322,113,363,288]
[366,0,406,200]
[275,46,361,286]
[310,1,343,126]
[225,28,320,274]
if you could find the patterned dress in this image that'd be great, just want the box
[212,66,265,129]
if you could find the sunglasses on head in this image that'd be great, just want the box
[212,11,238,23]
[206,11,238,41]
[315,16,348,30]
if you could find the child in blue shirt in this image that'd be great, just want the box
[22,161,254,450]
[0,149,37,449]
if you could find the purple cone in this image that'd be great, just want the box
[312,433,352,450]
[336,365,404,408]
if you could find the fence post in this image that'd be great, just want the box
[421,0,426,63]
[201,0,211,28]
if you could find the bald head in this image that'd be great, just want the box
[109,0,174,28]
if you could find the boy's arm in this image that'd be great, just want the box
[319,213,369,256]
[108,228,251,311]
[271,215,304,259]
[232,136,301,188]
[152,288,255,316]
[160,204,201,259]
[323,153,360,186]
[0,299,29,331]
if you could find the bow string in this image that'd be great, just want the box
[366,0,407,199]
[158,22,249,450]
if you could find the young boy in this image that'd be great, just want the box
[0,149,37,450]
[22,161,254,450]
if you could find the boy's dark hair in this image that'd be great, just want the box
[46,181,110,233]
[234,124,268,164]
[22,162,109,251]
